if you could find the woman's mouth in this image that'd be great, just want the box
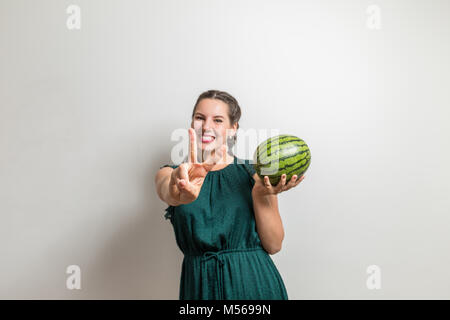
[201,135,215,144]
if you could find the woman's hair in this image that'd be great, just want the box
[192,90,241,150]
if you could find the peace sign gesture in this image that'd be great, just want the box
[169,128,227,205]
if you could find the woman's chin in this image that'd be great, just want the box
[200,144,215,151]
[200,143,220,152]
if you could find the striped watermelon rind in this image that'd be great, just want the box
[253,134,311,185]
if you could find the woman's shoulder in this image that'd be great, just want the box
[235,157,256,178]
[159,164,179,170]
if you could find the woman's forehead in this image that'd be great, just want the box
[196,99,228,115]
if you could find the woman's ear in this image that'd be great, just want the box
[231,122,238,136]
[226,125,237,139]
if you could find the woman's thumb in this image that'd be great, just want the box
[177,178,187,190]
[177,177,195,195]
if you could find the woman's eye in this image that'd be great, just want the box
[195,117,222,123]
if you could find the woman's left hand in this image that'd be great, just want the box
[252,173,305,197]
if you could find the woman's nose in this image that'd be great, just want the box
[203,118,215,129]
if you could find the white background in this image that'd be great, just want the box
[1,0,449,299]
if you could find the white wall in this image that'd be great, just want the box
[1,0,449,299]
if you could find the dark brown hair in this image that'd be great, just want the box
[191,90,241,148]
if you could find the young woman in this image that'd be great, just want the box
[155,90,305,300]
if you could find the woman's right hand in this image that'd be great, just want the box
[169,128,227,205]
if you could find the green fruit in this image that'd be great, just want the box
[253,134,311,185]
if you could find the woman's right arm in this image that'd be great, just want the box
[154,167,182,206]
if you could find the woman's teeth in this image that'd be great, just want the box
[202,136,215,143]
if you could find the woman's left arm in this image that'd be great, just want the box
[251,173,305,255]
[252,191,284,255]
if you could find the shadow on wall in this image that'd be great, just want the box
[2,153,183,299]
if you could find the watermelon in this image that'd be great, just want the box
[253,134,311,186]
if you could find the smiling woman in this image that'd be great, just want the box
[154,89,293,300]
[190,90,241,163]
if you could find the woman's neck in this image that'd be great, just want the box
[202,151,234,170]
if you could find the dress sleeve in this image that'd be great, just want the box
[243,159,257,185]
[160,164,177,169]
[164,205,174,220]
[244,160,256,175]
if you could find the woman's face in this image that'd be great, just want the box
[191,98,237,154]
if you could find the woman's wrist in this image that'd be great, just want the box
[166,197,181,206]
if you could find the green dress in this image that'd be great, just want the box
[160,156,288,300]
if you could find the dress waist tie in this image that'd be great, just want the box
[187,247,265,300]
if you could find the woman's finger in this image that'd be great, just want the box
[275,174,287,193]
[285,175,298,189]
[293,175,305,187]
[169,176,180,197]
[178,163,190,182]
[178,180,196,200]
[177,171,196,193]
[188,128,198,163]
[176,178,186,189]
[264,176,272,189]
